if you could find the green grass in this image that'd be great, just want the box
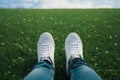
[0,9,120,80]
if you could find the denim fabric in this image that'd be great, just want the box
[69,58,102,80]
[24,58,102,80]
[24,60,54,80]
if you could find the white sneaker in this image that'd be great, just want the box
[65,32,83,71]
[37,32,55,67]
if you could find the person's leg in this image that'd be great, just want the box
[65,32,102,80]
[24,32,55,80]
[24,60,54,80]
[68,58,102,80]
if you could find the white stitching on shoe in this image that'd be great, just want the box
[38,44,51,61]
[70,43,80,54]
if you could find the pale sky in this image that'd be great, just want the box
[0,0,120,8]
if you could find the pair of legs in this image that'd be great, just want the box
[24,32,102,80]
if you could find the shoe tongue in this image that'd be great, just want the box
[71,54,81,60]
[39,57,52,63]
[68,54,81,65]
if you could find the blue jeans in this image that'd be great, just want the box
[24,60,54,80]
[24,58,102,80]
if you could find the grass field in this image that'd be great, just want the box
[0,9,120,80]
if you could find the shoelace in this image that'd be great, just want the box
[70,43,80,54]
[39,44,51,60]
